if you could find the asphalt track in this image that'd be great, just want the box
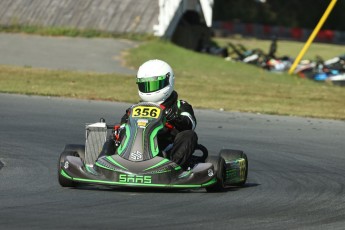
[0,93,344,229]
[0,33,137,74]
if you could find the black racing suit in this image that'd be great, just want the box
[120,91,198,169]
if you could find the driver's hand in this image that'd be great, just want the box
[165,105,178,121]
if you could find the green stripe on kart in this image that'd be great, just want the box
[72,177,217,188]
[117,124,130,155]
[144,158,170,171]
[95,162,119,172]
[106,156,128,170]
[174,166,182,171]
[60,170,217,188]
[149,123,164,157]
[60,169,72,179]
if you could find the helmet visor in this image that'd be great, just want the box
[136,75,169,93]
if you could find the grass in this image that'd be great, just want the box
[125,40,345,120]
[0,24,156,41]
[215,37,345,60]
[0,66,138,103]
[0,38,344,120]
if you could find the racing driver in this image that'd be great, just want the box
[111,59,198,169]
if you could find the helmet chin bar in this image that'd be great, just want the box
[138,87,172,103]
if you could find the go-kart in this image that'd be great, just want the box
[58,102,248,192]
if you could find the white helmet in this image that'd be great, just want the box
[136,59,175,104]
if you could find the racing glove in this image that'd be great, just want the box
[171,116,193,131]
[165,104,179,122]
[165,107,193,132]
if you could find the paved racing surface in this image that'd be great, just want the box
[0,33,137,74]
[0,93,344,229]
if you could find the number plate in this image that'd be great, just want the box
[132,106,161,118]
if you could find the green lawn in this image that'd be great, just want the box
[215,37,345,60]
[0,38,344,120]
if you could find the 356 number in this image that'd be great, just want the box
[132,106,160,118]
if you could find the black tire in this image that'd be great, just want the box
[63,144,85,161]
[219,149,248,186]
[205,156,226,192]
[58,150,79,187]
[195,144,208,162]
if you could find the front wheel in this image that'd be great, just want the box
[205,156,226,192]
[219,149,248,186]
[63,144,85,161]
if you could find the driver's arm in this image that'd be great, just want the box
[170,101,196,131]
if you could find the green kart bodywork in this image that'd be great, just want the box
[58,102,248,192]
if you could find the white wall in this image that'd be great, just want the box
[153,0,214,38]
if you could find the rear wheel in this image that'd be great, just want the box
[58,150,79,187]
[219,149,248,186]
[205,156,226,192]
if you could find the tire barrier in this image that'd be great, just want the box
[213,21,345,44]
